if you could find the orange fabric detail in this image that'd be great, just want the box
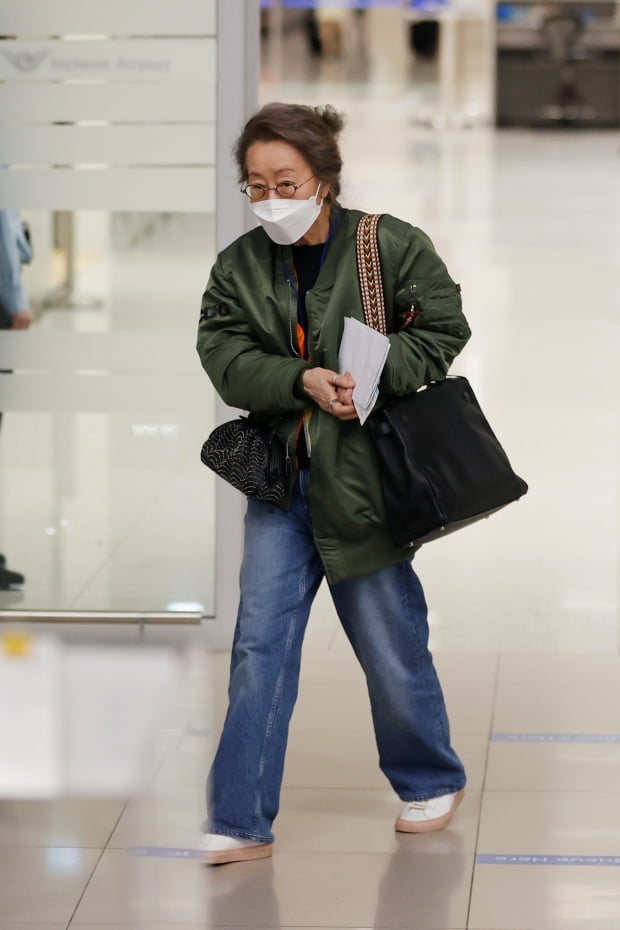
[296,321,307,360]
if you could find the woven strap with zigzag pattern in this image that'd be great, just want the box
[356,213,386,336]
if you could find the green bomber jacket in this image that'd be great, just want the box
[197,204,471,584]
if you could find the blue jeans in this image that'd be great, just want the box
[207,470,466,843]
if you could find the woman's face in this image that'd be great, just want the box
[245,140,330,203]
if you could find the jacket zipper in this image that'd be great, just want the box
[284,426,297,474]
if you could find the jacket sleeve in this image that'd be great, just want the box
[378,222,471,395]
[196,250,310,414]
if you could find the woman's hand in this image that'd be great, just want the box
[302,368,358,420]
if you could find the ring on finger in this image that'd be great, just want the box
[328,398,338,411]
[332,374,338,386]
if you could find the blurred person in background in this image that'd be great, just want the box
[315,1,352,59]
[0,208,33,589]
[0,209,32,331]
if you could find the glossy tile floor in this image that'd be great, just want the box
[1,8,620,929]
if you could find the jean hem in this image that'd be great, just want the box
[399,783,466,803]
[207,826,274,844]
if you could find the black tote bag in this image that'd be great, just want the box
[367,376,528,546]
[356,214,528,547]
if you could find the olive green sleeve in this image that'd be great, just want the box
[378,222,471,395]
[196,253,310,414]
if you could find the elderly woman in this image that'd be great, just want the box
[197,102,470,865]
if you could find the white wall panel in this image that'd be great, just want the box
[0,83,215,122]
[0,0,216,36]
[0,167,215,211]
[211,0,260,645]
[1,125,215,166]
[0,39,215,82]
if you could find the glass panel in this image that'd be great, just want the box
[0,38,216,83]
[0,0,216,35]
[0,81,215,122]
[0,4,218,618]
[0,170,215,211]
[0,212,216,617]
[2,125,216,165]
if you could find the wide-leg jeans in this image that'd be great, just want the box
[207,470,466,843]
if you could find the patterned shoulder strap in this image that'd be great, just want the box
[356,213,386,336]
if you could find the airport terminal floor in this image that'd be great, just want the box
[0,8,619,930]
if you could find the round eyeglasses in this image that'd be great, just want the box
[241,176,315,202]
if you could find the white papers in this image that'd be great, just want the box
[338,317,390,424]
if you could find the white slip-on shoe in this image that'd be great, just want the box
[200,833,273,865]
[395,789,465,834]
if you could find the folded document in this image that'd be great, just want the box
[338,316,390,424]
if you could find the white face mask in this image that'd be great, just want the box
[249,184,324,245]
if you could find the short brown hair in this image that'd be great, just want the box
[234,102,345,200]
